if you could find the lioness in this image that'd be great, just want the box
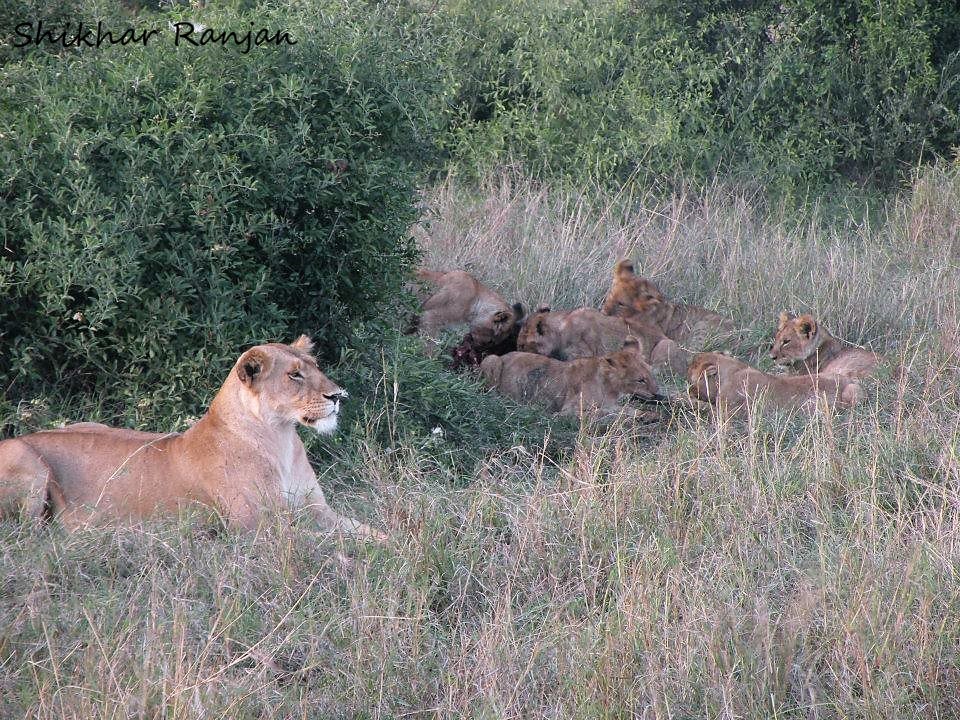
[412,268,524,348]
[516,305,690,376]
[770,312,882,379]
[601,259,737,348]
[479,338,664,417]
[686,352,861,416]
[0,336,383,537]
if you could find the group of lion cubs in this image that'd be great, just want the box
[0,259,880,540]
[414,259,880,419]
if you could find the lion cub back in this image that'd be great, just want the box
[481,352,567,411]
[687,352,861,416]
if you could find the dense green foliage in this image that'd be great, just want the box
[0,2,436,424]
[436,0,960,192]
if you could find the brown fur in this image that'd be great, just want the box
[601,258,737,348]
[770,312,882,379]
[480,338,663,417]
[517,305,690,376]
[686,352,861,417]
[413,268,523,347]
[0,337,383,537]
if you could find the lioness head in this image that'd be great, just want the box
[235,335,346,434]
[602,337,662,402]
[770,312,822,365]
[471,302,525,347]
[516,305,567,360]
[601,259,665,318]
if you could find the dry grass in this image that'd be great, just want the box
[4,166,960,718]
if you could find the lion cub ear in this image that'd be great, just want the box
[777,311,791,329]
[622,336,641,351]
[290,335,315,353]
[512,303,526,321]
[614,259,635,278]
[237,348,273,386]
[797,315,817,337]
[493,310,512,324]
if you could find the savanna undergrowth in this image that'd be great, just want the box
[4,166,960,718]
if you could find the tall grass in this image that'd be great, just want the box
[414,169,960,350]
[4,165,960,717]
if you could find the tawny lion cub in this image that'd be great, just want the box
[686,352,861,416]
[770,312,882,379]
[0,336,383,538]
[480,338,664,417]
[412,268,524,348]
[517,305,690,376]
[601,259,737,348]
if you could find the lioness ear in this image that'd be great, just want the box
[237,348,273,386]
[512,303,525,321]
[798,315,817,337]
[704,364,719,378]
[290,334,315,353]
[614,259,635,277]
[777,311,790,329]
[493,310,511,324]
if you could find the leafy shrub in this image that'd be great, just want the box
[435,0,960,193]
[0,0,87,65]
[0,1,438,427]
[688,0,960,191]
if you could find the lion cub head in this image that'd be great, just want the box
[602,337,662,402]
[770,312,823,365]
[516,305,565,359]
[601,259,665,318]
[234,335,346,434]
[686,352,748,404]
[472,302,525,347]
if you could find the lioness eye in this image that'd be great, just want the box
[781,339,790,346]
[288,371,303,381]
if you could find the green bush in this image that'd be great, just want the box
[0,0,86,65]
[435,0,960,193]
[689,0,960,190]
[0,1,438,427]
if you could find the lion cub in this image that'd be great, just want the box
[770,312,882,379]
[517,305,690,376]
[480,338,663,417]
[687,352,861,416]
[0,337,383,538]
[412,268,524,349]
[601,259,737,349]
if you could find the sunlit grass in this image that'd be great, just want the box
[3,165,960,717]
